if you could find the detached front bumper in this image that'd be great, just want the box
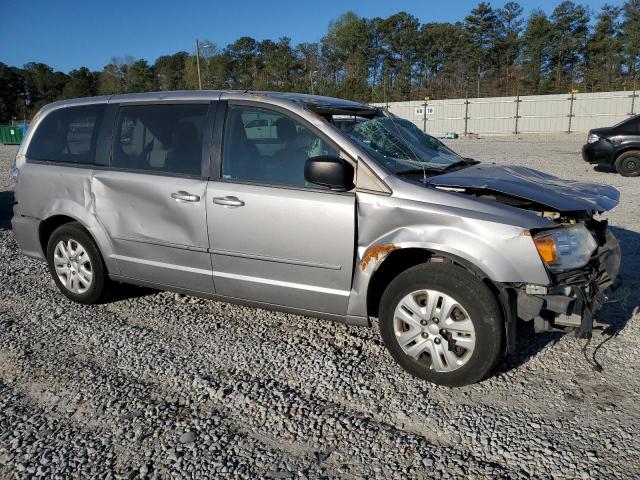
[514,227,621,338]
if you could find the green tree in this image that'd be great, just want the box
[7,2,640,117]
[61,67,98,99]
[521,10,552,94]
[368,17,387,101]
[296,42,322,94]
[465,2,501,97]
[22,62,67,113]
[226,37,258,89]
[377,12,420,100]
[256,37,301,92]
[203,54,231,89]
[97,57,126,95]
[321,12,372,101]
[621,0,640,84]
[125,59,155,93]
[584,5,623,91]
[154,52,188,90]
[417,22,467,98]
[497,2,524,95]
[0,63,27,122]
[548,1,590,91]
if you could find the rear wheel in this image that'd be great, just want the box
[46,222,110,304]
[379,263,504,386]
[615,151,640,177]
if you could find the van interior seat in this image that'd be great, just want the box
[165,122,201,175]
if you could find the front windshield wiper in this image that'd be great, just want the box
[396,160,476,182]
[396,167,445,175]
[395,166,446,184]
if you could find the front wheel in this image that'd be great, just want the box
[46,222,110,304]
[615,151,640,177]
[379,263,504,386]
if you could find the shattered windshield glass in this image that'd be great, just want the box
[343,117,465,176]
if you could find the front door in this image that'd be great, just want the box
[93,102,214,293]
[206,103,356,315]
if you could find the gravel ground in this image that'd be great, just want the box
[1,135,639,479]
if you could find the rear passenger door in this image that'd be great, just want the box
[92,102,216,293]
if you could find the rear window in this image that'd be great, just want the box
[27,104,106,164]
[112,104,208,176]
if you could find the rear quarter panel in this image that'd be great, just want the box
[14,162,119,274]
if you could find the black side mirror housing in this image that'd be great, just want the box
[304,155,355,191]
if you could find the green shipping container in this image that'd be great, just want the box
[0,125,25,145]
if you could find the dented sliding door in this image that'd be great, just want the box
[91,172,213,293]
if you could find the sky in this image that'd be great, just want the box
[0,0,628,73]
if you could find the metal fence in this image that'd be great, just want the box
[372,89,638,136]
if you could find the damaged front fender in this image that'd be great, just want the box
[347,191,551,320]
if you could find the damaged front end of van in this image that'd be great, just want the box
[426,164,622,338]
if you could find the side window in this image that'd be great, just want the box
[112,103,208,176]
[27,104,106,164]
[222,104,339,188]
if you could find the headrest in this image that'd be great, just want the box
[274,117,296,141]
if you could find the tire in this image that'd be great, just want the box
[379,263,504,387]
[46,222,110,304]
[614,151,640,177]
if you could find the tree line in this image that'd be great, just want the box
[1,1,639,122]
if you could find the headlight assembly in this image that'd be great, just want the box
[587,133,600,143]
[533,224,598,270]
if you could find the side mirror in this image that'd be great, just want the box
[304,155,355,191]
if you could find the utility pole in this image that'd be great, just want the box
[196,39,202,90]
[195,39,213,90]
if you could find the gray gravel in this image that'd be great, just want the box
[1,134,639,479]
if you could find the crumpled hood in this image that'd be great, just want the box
[428,165,619,212]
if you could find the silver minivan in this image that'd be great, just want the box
[12,91,621,386]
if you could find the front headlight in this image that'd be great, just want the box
[533,224,598,270]
[587,133,600,143]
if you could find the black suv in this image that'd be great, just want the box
[582,114,640,176]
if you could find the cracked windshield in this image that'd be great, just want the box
[341,116,466,177]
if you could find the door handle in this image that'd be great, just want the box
[213,196,245,207]
[171,191,200,202]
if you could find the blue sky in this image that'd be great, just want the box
[0,0,627,73]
